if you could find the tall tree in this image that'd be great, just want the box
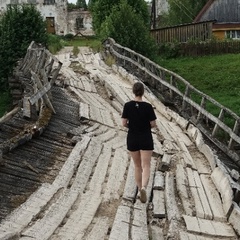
[0,5,47,89]
[99,0,157,59]
[165,0,208,25]
[76,0,87,9]
[91,0,149,35]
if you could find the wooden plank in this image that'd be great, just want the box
[87,143,112,192]
[70,138,103,191]
[183,215,236,237]
[103,80,130,106]
[94,128,116,143]
[21,188,78,239]
[151,225,164,240]
[152,133,164,156]
[162,139,179,154]
[23,97,31,118]
[122,160,137,202]
[176,164,194,216]
[90,105,103,123]
[190,147,211,174]
[179,231,191,240]
[29,82,51,105]
[200,175,226,221]
[229,202,240,236]
[31,71,56,113]
[165,172,180,221]
[57,192,102,240]
[146,158,157,203]
[103,147,129,201]
[109,205,131,240]
[80,75,97,93]
[193,170,213,220]
[64,68,84,89]
[156,121,173,141]
[159,153,171,171]
[152,190,165,218]
[132,202,149,240]
[22,138,103,239]
[79,102,89,120]
[99,108,115,127]
[186,168,205,218]
[153,171,164,190]
[177,141,196,169]
[85,217,109,240]
[109,130,126,150]
[53,136,91,188]
[0,106,20,124]
[168,122,193,147]
[211,167,233,215]
[0,183,55,239]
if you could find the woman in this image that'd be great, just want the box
[122,82,157,203]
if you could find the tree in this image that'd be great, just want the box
[0,5,47,90]
[164,0,208,26]
[99,0,157,59]
[91,0,149,35]
[76,0,87,9]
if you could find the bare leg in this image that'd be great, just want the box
[129,151,142,190]
[140,150,152,188]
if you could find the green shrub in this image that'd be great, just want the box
[47,34,64,54]
[0,90,12,117]
[64,33,74,40]
[0,5,47,90]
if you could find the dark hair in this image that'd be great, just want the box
[132,82,144,96]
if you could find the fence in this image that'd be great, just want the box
[151,21,214,44]
[103,38,240,166]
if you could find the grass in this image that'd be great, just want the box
[64,36,102,52]
[155,54,240,116]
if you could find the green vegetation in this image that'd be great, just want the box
[0,90,11,117]
[67,0,87,11]
[47,34,65,54]
[91,0,157,59]
[0,5,48,90]
[64,37,102,52]
[160,0,208,27]
[155,54,240,116]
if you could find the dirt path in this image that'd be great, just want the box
[0,47,238,240]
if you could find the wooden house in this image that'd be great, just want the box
[194,0,240,40]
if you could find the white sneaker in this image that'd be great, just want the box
[140,187,147,203]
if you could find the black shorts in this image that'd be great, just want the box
[127,132,154,151]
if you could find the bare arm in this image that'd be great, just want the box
[150,120,156,128]
[122,118,128,128]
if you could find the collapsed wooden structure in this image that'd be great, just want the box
[2,41,62,123]
[0,41,62,157]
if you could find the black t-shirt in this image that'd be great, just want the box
[122,101,157,134]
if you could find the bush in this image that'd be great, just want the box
[0,5,47,90]
[47,34,64,54]
[99,0,157,60]
[64,33,75,40]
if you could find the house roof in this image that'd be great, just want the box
[194,0,215,23]
[194,0,240,23]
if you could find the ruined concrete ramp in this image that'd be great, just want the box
[0,47,239,239]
